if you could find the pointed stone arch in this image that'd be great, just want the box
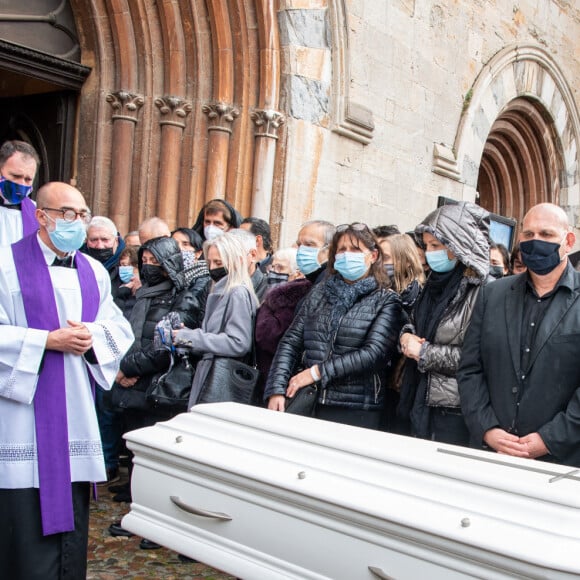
[433,43,580,226]
[68,0,283,233]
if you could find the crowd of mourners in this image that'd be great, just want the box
[3,139,580,579]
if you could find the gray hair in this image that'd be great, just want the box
[300,220,336,246]
[228,228,257,253]
[273,247,298,272]
[88,216,117,238]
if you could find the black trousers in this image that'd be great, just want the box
[428,407,471,446]
[316,404,382,430]
[0,482,90,580]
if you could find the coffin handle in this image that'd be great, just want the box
[368,566,395,579]
[170,495,232,521]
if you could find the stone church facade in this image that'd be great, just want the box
[1,0,579,245]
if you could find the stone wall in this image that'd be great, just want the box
[276,0,580,244]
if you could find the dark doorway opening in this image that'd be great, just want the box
[0,91,78,195]
[477,97,563,227]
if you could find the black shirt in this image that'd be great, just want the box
[521,262,575,374]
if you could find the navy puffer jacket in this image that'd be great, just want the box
[264,278,406,410]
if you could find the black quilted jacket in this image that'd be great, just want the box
[120,237,210,383]
[264,278,406,410]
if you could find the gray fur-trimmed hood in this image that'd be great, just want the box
[415,201,490,280]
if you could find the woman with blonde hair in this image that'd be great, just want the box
[385,233,426,314]
[173,232,259,408]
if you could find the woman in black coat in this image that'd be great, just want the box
[264,223,406,429]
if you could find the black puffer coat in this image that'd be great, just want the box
[264,278,406,411]
[119,237,210,401]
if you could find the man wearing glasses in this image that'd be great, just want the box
[0,182,134,579]
[0,140,41,245]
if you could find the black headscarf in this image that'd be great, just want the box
[413,264,466,342]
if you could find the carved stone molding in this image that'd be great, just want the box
[202,102,240,134]
[250,109,286,139]
[155,96,192,128]
[328,1,375,145]
[432,143,462,181]
[0,39,90,89]
[333,100,375,145]
[106,91,145,123]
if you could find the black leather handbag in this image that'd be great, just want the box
[146,350,195,410]
[197,356,259,405]
[284,384,319,416]
[197,295,260,405]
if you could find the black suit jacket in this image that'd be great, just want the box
[458,263,580,467]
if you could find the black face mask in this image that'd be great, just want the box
[267,271,289,286]
[520,239,563,275]
[86,247,114,264]
[489,265,504,279]
[209,266,228,283]
[141,264,167,286]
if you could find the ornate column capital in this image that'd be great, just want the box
[202,102,240,134]
[154,96,193,128]
[106,91,145,122]
[250,109,286,139]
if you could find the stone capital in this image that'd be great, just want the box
[250,109,286,139]
[106,91,145,122]
[202,102,240,134]
[154,96,193,128]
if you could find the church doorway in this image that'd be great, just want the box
[477,97,563,227]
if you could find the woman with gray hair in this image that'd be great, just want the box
[399,201,491,446]
[173,232,259,408]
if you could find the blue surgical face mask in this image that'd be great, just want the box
[119,265,134,283]
[520,237,565,275]
[384,263,395,278]
[0,175,33,204]
[296,245,321,275]
[334,251,369,281]
[425,249,457,273]
[47,218,87,253]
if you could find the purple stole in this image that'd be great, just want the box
[20,197,38,237]
[12,234,100,535]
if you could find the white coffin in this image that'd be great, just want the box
[122,403,580,580]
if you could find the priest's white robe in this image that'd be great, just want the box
[0,235,134,488]
[0,203,32,246]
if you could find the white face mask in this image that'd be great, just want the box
[204,224,225,241]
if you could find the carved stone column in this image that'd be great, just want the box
[106,90,144,233]
[155,96,192,228]
[202,102,239,202]
[250,109,285,219]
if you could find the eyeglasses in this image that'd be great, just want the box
[336,222,371,233]
[43,207,92,224]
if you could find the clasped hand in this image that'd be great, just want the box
[400,332,425,361]
[484,428,548,459]
[46,320,93,355]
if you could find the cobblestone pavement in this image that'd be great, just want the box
[87,471,235,580]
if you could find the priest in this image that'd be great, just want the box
[0,139,40,245]
[0,182,134,579]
